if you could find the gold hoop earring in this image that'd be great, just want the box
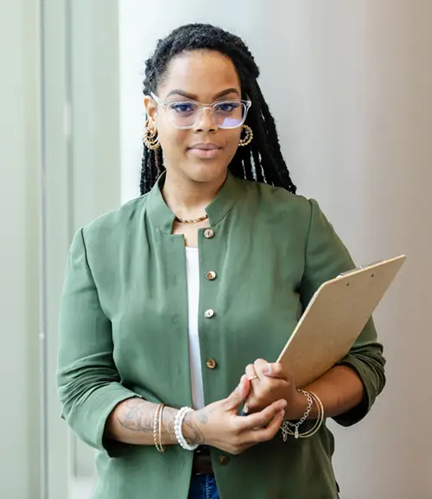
[239,124,253,147]
[143,119,161,150]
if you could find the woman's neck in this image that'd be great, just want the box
[162,170,226,220]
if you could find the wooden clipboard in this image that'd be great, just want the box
[277,255,406,388]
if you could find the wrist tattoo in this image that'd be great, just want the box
[183,412,205,445]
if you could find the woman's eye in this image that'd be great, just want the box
[171,103,195,113]
[215,102,239,113]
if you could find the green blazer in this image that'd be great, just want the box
[57,172,385,499]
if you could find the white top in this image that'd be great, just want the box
[185,247,205,409]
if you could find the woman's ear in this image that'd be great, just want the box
[143,96,157,124]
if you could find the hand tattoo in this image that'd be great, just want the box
[197,412,209,424]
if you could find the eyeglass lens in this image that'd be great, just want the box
[166,101,247,128]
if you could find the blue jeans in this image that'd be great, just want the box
[188,474,219,499]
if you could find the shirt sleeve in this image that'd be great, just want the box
[299,198,386,427]
[57,228,138,457]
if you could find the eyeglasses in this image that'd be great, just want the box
[150,91,252,130]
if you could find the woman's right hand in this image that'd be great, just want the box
[183,375,287,455]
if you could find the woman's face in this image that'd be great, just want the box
[144,50,243,185]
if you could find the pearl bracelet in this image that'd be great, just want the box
[174,407,199,451]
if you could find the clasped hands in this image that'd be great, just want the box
[190,359,307,455]
[243,359,305,420]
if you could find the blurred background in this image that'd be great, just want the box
[1,0,431,498]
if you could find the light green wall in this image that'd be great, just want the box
[0,0,121,497]
[0,0,41,497]
[42,0,121,493]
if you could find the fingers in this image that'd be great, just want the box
[225,375,251,410]
[245,359,285,381]
[239,399,287,432]
[219,398,287,455]
[235,400,286,450]
[244,360,289,414]
[244,364,261,414]
[255,359,285,379]
[265,362,285,378]
[248,407,285,444]
[245,363,260,382]
[253,359,268,378]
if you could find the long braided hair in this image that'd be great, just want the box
[140,23,297,195]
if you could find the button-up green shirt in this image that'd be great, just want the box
[57,172,385,499]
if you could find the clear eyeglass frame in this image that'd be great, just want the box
[149,91,252,130]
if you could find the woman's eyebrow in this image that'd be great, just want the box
[165,88,240,100]
[165,89,197,100]
[213,88,240,99]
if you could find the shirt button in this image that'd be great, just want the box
[206,271,217,281]
[204,309,215,318]
[204,228,215,239]
[206,358,217,370]
[218,455,229,466]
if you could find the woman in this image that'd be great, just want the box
[57,23,386,499]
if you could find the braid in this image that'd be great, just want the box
[141,23,297,195]
[140,147,150,195]
[154,147,164,177]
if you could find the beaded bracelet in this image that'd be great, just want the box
[281,391,324,441]
[174,407,199,451]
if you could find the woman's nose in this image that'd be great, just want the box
[194,107,218,132]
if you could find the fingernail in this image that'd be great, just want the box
[263,363,272,375]
[280,409,286,418]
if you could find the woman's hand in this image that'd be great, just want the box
[244,359,305,420]
[184,375,287,455]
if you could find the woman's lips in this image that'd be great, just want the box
[188,143,222,159]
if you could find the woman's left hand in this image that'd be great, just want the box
[244,359,305,420]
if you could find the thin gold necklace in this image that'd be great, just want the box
[175,214,209,224]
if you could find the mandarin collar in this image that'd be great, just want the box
[146,170,242,233]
